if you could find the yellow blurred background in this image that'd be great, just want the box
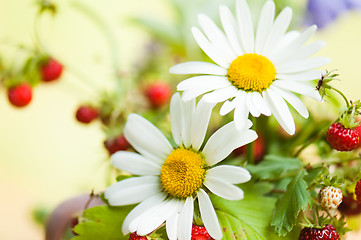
[0,0,361,239]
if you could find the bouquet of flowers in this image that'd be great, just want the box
[2,0,361,240]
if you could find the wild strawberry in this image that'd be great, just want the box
[338,195,361,215]
[7,83,32,107]
[40,58,63,82]
[326,122,359,151]
[318,186,343,210]
[129,232,147,240]
[298,225,340,240]
[104,135,129,155]
[191,225,213,240]
[355,123,361,148]
[233,133,266,163]
[75,106,98,124]
[355,179,361,201]
[145,82,172,108]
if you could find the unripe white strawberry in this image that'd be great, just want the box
[318,186,343,210]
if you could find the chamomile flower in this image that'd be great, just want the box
[104,93,257,240]
[170,0,330,135]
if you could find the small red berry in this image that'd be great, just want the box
[298,224,340,240]
[129,232,147,240]
[355,123,361,148]
[355,179,361,201]
[104,135,130,155]
[75,106,98,124]
[338,195,361,215]
[70,217,78,236]
[145,82,172,108]
[7,83,32,107]
[40,58,63,82]
[326,122,359,151]
[191,225,213,240]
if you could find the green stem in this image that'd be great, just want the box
[71,1,125,96]
[311,156,361,168]
[330,87,350,108]
[247,116,256,164]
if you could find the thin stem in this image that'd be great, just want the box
[330,87,350,108]
[311,156,361,169]
[247,116,256,164]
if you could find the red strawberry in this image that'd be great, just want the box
[145,82,172,108]
[355,179,361,201]
[7,83,32,107]
[355,123,361,148]
[298,225,340,240]
[104,135,130,155]
[41,58,63,82]
[191,225,213,240]
[338,195,361,215]
[75,106,98,124]
[129,232,147,240]
[326,122,359,151]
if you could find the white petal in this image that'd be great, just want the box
[263,7,292,56]
[288,41,327,62]
[181,98,196,148]
[169,61,227,75]
[263,88,295,135]
[220,5,243,55]
[276,57,331,74]
[198,14,237,61]
[246,93,261,117]
[272,25,317,63]
[111,151,161,175]
[192,27,230,68]
[203,121,257,166]
[273,80,322,101]
[202,86,237,103]
[233,92,249,130]
[272,86,309,118]
[204,176,245,200]
[105,176,161,206]
[124,114,173,164]
[170,93,183,146]
[251,92,271,116]
[276,70,323,82]
[255,0,275,53]
[206,165,251,184]
[136,199,181,236]
[177,196,194,240]
[219,98,238,116]
[122,193,167,235]
[177,75,230,91]
[198,189,223,240]
[191,98,214,151]
[236,0,254,53]
[166,212,179,240]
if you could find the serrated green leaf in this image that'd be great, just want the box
[271,170,312,236]
[211,182,298,240]
[246,155,303,180]
[72,205,134,240]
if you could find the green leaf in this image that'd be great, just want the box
[246,155,303,180]
[72,205,134,240]
[271,170,312,236]
[212,182,298,240]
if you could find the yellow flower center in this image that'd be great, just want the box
[160,148,206,198]
[227,53,276,92]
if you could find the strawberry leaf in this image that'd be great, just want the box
[271,170,312,236]
[246,155,303,180]
[212,182,299,240]
[72,205,134,240]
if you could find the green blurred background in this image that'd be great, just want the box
[0,0,361,239]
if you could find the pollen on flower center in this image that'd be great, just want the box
[227,53,276,92]
[160,148,206,198]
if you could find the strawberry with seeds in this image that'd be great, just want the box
[298,224,340,240]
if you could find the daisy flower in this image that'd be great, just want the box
[104,93,257,240]
[170,0,330,135]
